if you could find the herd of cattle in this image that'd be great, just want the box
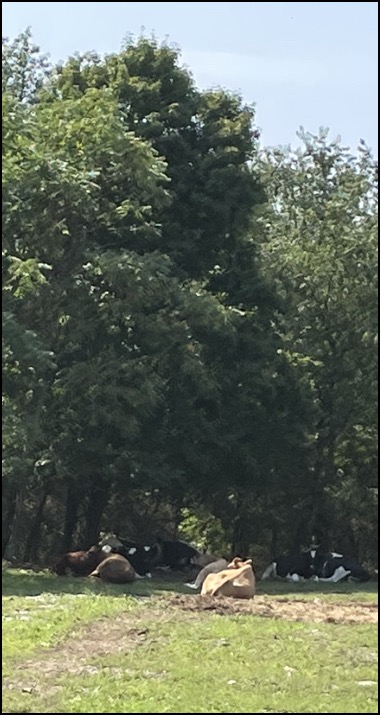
[52,533,372,598]
[53,535,201,581]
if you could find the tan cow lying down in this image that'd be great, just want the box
[201,557,255,599]
[89,553,136,584]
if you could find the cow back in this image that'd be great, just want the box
[53,548,107,577]
[98,535,154,575]
[194,559,228,588]
[153,539,199,569]
[90,554,136,584]
[201,559,255,599]
[317,552,371,582]
[192,553,221,568]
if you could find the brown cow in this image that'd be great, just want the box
[89,553,136,584]
[53,546,107,577]
[201,557,255,599]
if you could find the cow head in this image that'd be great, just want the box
[311,546,329,577]
[227,557,252,569]
[98,533,123,550]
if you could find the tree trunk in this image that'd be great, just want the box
[173,494,184,538]
[345,528,359,560]
[2,486,18,558]
[292,519,308,551]
[23,491,49,562]
[61,486,81,552]
[231,516,250,558]
[271,523,278,560]
[84,485,109,549]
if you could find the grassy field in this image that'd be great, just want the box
[2,567,378,714]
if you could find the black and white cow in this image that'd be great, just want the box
[152,537,200,570]
[261,549,318,582]
[99,534,199,573]
[261,547,371,583]
[98,535,155,577]
[314,551,370,583]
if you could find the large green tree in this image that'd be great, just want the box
[45,37,263,280]
[260,129,378,558]
[2,33,336,562]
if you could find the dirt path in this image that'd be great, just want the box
[168,593,378,624]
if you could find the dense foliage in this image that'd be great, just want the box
[2,30,378,566]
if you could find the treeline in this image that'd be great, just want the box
[2,30,378,566]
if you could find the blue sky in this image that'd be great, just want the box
[2,2,378,153]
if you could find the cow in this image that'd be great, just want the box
[98,533,199,572]
[185,558,228,590]
[151,537,200,571]
[191,552,221,568]
[201,557,256,599]
[313,551,371,583]
[53,546,107,577]
[261,548,318,581]
[89,553,136,584]
[98,535,155,577]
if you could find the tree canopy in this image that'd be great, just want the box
[2,31,377,567]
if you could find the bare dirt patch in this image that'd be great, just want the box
[167,593,378,624]
[4,611,155,698]
[10,616,151,677]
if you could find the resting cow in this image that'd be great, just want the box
[314,551,370,583]
[261,549,317,581]
[89,553,136,584]
[98,533,199,572]
[191,552,221,568]
[201,557,255,599]
[53,546,107,577]
[151,538,200,570]
[98,535,154,576]
[185,558,228,590]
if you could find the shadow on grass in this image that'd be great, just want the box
[2,567,194,598]
[255,578,378,598]
[2,566,378,599]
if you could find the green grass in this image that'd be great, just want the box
[2,568,378,714]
